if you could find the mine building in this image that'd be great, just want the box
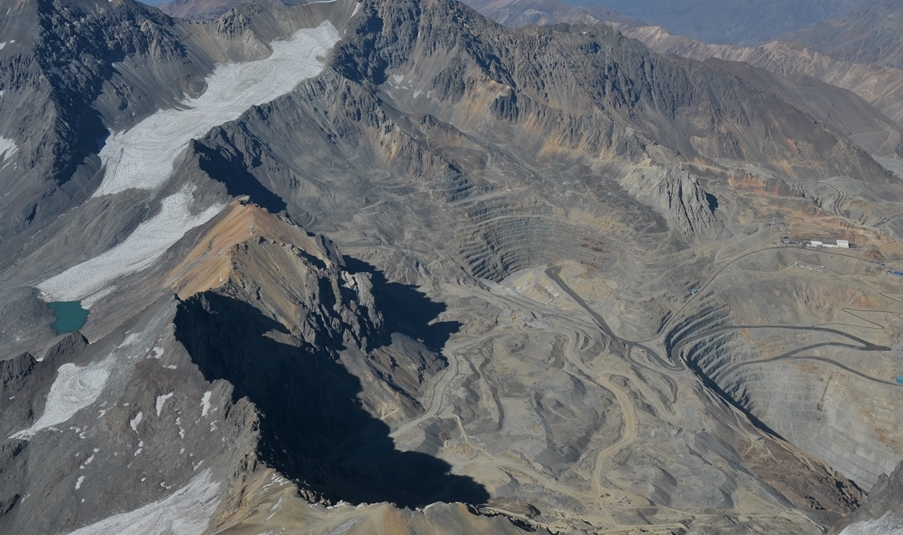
[807,239,849,248]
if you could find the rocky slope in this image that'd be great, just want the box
[665,250,903,490]
[0,0,358,267]
[159,0,312,22]
[563,0,889,45]
[831,461,903,534]
[462,0,903,165]
[613,24,903,128]
[785,2,903,69]
[0,196,496,534]
[460,0,638,28]
[1,0,903,533]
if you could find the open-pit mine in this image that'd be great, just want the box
[0,0,902,533]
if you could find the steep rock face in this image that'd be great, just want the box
[622,167,721,238]
[664,253,903,491]
[786,3,903,69]
[0,0,338,269]
[0,198,483,534]
[166,200,448,426]
[0,333,89,440]
[398,1,892,184]
[0,0,210,247]
[170,203,484,508]
[831,461,903,534]
[174,291,481,508]
[700,58,903,158]
[186,0,900,286]
[323,0,889,182]
[159,0,311,22]
[0,296,264,535]
[618,23,903,128]
[567,0,888,45]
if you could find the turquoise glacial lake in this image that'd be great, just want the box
[48,301,89,334]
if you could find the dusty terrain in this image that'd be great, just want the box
[0,0,901,533]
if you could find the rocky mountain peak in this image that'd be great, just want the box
[170,199,383,351]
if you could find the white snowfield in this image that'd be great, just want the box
[37,21,340,305]
[201,391,212,417]
[93,20,340,197]
[64,470,221,535]
[38,186,224,304]
[0,136,16,161]
[10,361,111,439]
[839,513,903,535]
[156,393,174,416]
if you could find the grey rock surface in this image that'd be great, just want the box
[830,460,903,534]
[0,0,902,533]
[562,0,889,45]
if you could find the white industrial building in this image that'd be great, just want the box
[807,239,849,249]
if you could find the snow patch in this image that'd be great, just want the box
[0,136,17,162]
[37,186,225,303]
[201,391,211,417]
[149,347,164,359]
[75,476,85,490]
[118,333,141,348]
[10,361,111,439]
[64,470,221,535]
[156,393,174,416]
[352,1,360,17]
[93,21,340,197]
[0,42,5,50]
[839,512,903,535]
[130,412,143,433]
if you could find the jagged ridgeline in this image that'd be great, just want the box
[0,0,901,533]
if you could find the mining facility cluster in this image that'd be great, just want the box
[781,237,851,248]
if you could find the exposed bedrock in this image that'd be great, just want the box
[5,0,903,532]
[676,314,903,491]
[831,460,903,534]
[0,297,262,535]
[169,220,489,507]
[175,291,488,508]
[0,0,350,266]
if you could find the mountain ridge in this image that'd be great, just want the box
[0,0,902,533]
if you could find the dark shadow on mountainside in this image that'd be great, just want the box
[193,140,288,214]
[174,292,487,508]
[343,257,461,351]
